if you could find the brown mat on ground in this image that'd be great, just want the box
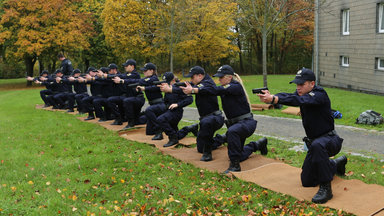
[282,106,301,116]
[233,163,384,216]
[251,104,274,111]
[36,104,384,215]
[119,127,196,147]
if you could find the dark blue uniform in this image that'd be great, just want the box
[174,75,224,153]
[35,75,54,106]
[108,70,142,122]
[157,86,193,138]
[60,59,73,76]
[82,77,104,118]
[65,78,88,111]
[275,86,343,187]
[216,80,257,162]
[140,75,165,135]
[50,76,72,109]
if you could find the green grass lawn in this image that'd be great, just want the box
[0,77,383,215]
[239,75,384,131]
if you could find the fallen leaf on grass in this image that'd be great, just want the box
[345,171,354,176]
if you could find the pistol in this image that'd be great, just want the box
[153,80,167,85]
[175,82,187,87]
[252,87,269,94]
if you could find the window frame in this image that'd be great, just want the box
[377,58,384,70]
[340,56,350,67]
[342,9,350,35]
[379,3,384,33]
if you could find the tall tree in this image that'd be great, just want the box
[101,0,238,71]
[0,0,93,83]
[237,0,313,87]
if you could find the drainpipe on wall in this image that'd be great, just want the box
[314,0,319,85]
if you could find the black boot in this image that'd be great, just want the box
[152,131,163,140]
[223,160,241,174]
[98,117,107,122]
[200,152,212,161]
[121,119,136,131]
[334,155,347,176]
[67,109,74,113]
[201,144,212,161]
[249,137,268,155]
[312,182,333,204]
[163,134,178,147]
[85,114,95,121]
[43,104,50,108]
[111,118,122,125]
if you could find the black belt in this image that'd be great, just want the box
[149,98,163,105]
[303,130,337,146]
[226,113,253,126]
[199,110,222,120]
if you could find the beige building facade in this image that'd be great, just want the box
[317,0,384,93]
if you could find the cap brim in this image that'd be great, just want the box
[289,78,305,84]
[122,63,128,67]
[213,73,225,78]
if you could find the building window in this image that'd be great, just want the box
[340,56,349,67]
[376,58,384,70]
[379,3,384,33]
[342,9,350,35]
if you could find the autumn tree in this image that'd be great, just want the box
[0,0,93,82]
[101,0,238,72]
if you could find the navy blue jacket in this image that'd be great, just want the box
[215,80,250,119]
[86,77,103,97]
[123,74,162,101]
[164,86,193,110]
[117,70,141,97]
[276,86,334,139]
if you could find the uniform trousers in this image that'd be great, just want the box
[301,134,343,187]
[123,96,145,122]
[107,96,126,120]
[75,93,89,112]
[145,102,167,135]
[226,118,257,161]
[157,108,183,137]
[40,89,53,105]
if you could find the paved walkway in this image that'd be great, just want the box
[181,107,384,156]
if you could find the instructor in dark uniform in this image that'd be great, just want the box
[57,53,73,76]
[257,68,347,204]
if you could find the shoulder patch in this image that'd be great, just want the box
[127,73,131,76]
[197,84,204,88]
[67,60,72,65]
[145,78,150,81]
[309,91,315,97]
[223,84,231,89]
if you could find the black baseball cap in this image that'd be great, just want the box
[185,66,205,77]
[162,72,174,83]
[54,69,62,74]
[289,68,316,84]
[140,63,156,71]
[40,70,49,76]
[122,59,136,67]
[71,69,81,76]
[87,67,98,73]
[99,67,109,73]
[213,65,234,78]
[108,63,118,70]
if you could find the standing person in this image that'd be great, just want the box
[212,65,267,173]
[57,53,73,76]
[257,68,347,204]
[157,72,193,147]
[161,66,224,161]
